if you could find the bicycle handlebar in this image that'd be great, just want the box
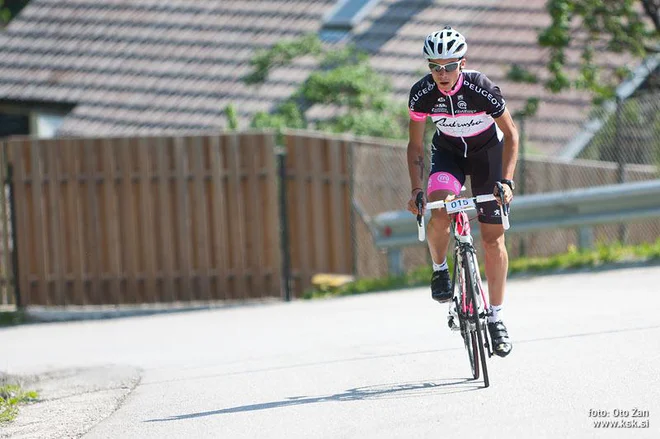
[416,189,510,242]
[425,193,499,210]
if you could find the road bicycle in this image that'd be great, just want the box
[415,183,510,388]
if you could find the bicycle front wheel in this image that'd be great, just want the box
[464,250,490,388]
[458,298,479,380]
[467,328,479,380]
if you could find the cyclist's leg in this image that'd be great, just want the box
[480,223,507,308]
[426,146,465,302]
[466,142,507,306]
[468,143,512,356]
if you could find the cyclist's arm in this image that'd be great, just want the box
[494,108,519,180]
[407,119,427,194]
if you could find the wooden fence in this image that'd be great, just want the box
[284,133,354,294]
[0,146,14,306]
[3,133,283,305]
[0,130,657,306]
[0,131,355,306]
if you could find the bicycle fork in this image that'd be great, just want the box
[447,246,464,332]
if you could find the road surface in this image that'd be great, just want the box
[2,265,659,438]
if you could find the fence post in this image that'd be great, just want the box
[6,163,21,309]
[578,226,595,250]
[387,248,403,276]
[349,140,357,277]
[614,95,627,243]
[276,146,292,302]
[518,115,526,196]
[518,115,527,257]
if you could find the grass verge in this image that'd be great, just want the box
[303,239,660,299]
[0,384,38,423]
[0,310,29,327]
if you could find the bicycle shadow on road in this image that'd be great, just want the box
[145,378,481,422]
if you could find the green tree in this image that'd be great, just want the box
[0,0,11,23]
[538,0,659,102]
[0,0,30,25]
[243,34,323,85]
[245,34,408,139]
[224,104,239,131]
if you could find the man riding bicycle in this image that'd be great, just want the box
[405,26,518,357]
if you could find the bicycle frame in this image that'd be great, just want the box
[415,189,510,388]
[451,211,486,322]
[420,191,508,321]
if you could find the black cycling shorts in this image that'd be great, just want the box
[427,141,503,224]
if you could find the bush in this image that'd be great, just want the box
[304,239,660,299]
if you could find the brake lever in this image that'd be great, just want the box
[415,191,424,224]
[495,182,511,229]
[415,191,425,241]
[494,182,505,205]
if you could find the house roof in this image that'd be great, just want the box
[0,0,641,155]
[0,0,338,135]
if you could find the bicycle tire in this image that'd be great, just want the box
[452,249,477,380]
[454,250,479,381]
[464,249,490,388]
[467,328,479,380]
[457,297,479,380]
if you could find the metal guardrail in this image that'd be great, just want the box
[370,179,660,274]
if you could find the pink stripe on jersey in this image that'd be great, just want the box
[466,122,495,137]
[409,109,428,121]
[437,122,495,138]
[429,111,487,118]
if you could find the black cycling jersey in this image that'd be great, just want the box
[408,70,506,156]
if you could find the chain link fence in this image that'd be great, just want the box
[508,87,660,260]
[351,137,428,279]
[349,85,660,278]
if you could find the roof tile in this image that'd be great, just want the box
[0,0,647,154]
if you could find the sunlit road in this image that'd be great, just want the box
[3,265,659,438]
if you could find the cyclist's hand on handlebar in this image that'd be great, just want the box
[408,188,426,215]
[493,182,513,205]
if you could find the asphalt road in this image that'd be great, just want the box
[2,265,660,438]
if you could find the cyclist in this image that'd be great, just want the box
[405,26,518,357]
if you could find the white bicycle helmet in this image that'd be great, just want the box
[423,26,467,59]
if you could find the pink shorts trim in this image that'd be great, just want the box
[427,171,462,195]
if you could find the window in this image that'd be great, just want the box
[0,102,71,138]
[0,113,29,138]
[32,113,65,138]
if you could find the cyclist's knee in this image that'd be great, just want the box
[482,235,505,251]
[428,189,453,222]
[480,225,505,248]
[427,189,454,202]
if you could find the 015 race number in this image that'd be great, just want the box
[445,198,476,214]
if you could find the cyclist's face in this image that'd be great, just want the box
[428,57,464,91]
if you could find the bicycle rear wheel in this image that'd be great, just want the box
[464,250,490,388]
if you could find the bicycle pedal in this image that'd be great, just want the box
[447,316,460,331]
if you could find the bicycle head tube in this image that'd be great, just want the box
[454,211,473,243]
